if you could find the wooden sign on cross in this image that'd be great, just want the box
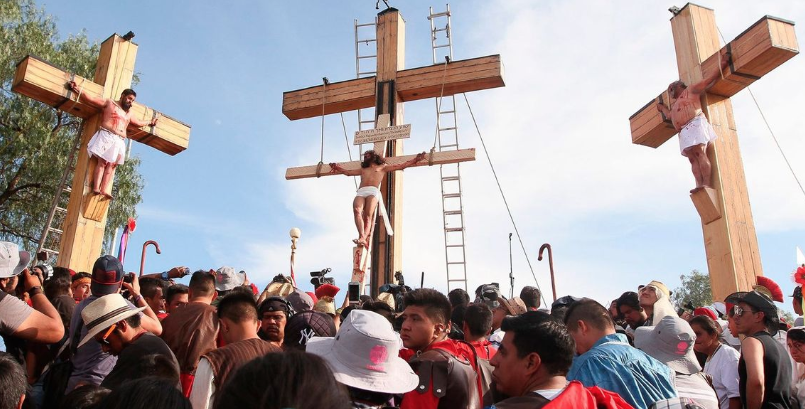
[353,114,411,145]
[11,33,191,273]
[628,4,799,301]
[282,8,504,295]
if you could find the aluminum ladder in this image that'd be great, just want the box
[429,5,468,292]
[354,18,378,140]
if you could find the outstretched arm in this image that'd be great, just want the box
[130,112,158,128]
[385,152,427,172]
[328,162,361,177]
[689,51,731,95]
[655,101,671,117]
[68,80,107,109]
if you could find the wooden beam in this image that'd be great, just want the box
[12,55,191,155]
[629,16,798,148]
[284,148,476,180]
[282,55,504,120]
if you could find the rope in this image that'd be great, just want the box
[320,77,328,164]
[339,112,358,189]
[431,57,451,151]
[713,27,805,200]
[461,93,549,308]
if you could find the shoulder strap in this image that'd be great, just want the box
[69,316,85,355]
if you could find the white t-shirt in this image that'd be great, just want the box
[534,388,565,400]
[189,358,215,409]
[488,329,505,347]
[703,344,740,409]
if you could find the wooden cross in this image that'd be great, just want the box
[282,8,504,294]
[12,33,191,273]
[629,4,798,301]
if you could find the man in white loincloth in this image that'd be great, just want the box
[67,82,158,199]
[329,150,426,247]
[656,51,730,193]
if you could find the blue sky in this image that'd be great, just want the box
[32,1,805,311]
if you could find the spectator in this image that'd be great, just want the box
[257,296,291,347]
[690,315,740,409]
[61,385,111,409]
[792,287,804,327]
[0,242,64,344]
[519,286,541,311]
[616,291,648,333]
[191,292,281,409]
[139,277,167,319]
[0,351,27,409]
[399,288,482,409]
[463,303,497,360]
[66,255,162,392]
[476,285,524,348]
[486,311,631,408]
[166,284,190,315]
[725,288,792,408]
[638,280,675,325]
[635,315,719,409]
[787,327,805,407]
[361,300,396,327]
[98,377,190,409]
[71,272,92,304]
[212,266,244,299]
[161,270,220,396]
[214,351,351,409]
[308,310,418,408]
[564,298,676,409]
[549,295,580,323]
[75,294,179,391]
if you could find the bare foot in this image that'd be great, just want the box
[690,186,703,194]
[93,189,101,195]
[353,238,366,247]
[103,193,114,200]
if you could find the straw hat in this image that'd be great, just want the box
[78,294,145,348]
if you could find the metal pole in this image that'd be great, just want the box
[537,243,557,302]
[508,233,514,298]
[139,240,161,277]
[420,272,424,289]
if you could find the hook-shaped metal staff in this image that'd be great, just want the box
[537,243,557,302]
[139,240,161,277]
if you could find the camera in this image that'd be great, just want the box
[309,268,334,289]
[123,272,135,284]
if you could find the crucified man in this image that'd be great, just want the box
[329,150,426,247]
[67,82,158,199]
[656,51,730,193]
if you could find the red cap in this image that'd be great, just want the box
[693,307,717,321]
[315,284,340,299]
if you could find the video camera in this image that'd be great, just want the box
[310,268,334,289]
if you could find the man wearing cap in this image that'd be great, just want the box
[634,315,719,409]
[486,311,632,409]
[258,296,291,347]
[191,292,281,409]
[725,289,792,409]
[66,255,163,392]
[0,242,64,344]
[160,270,220,396]
[283,309,336,351]
[76,293,178,390]
[564,299,676,409]
[476,284,525,348]
[400,288,482,409]
[308,309,419,408]
[212,266,245,298]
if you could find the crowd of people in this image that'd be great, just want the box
[1,240,805,409]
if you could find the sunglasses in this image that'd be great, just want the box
[733,305,757,317]
[97,323,118,346]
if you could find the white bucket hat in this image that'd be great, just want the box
[0,241,30,278]
[78,294,145,348]
[306,309,418,394]
[215,266,245,291]
[634,315,701,375]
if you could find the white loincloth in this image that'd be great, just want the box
[355,186,393,236]
[87,128,126,165]
[678,115,718,156]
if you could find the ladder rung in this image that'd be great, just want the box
[63,186,72,192]
[440,144,458,149]
[439,110,455,115]
[444,210,463,215]
[433,44,451,49]
[447,262,465,265]
[48,227,63,234]
[428,11,450,19]
[439,127,456,132]
[443,193,461,199]
[442,176,460,181]
[446,244,464,248]
[358,55,377,59]
[358,71,377,76]
[445,227,464,232]
[448,279,467,283]
[356,23,377,28]
[42,248,59,255]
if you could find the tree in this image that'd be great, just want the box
[0,0,143,258]
[672,269,713,310]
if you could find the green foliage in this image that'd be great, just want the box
[0,0,143,256]
[672,269,714,310]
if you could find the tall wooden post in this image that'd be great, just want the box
[628,4,798,301]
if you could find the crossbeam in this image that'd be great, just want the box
[282,55,504,120]
[629,16,798,148]
[285,149,475,180]
[13,55,191,155]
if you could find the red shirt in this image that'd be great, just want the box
[469,339,497,360]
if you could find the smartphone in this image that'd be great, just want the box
[348,282,361,304]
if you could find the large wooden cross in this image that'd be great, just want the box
[629,4,798,301]
[12,33,191,273]
[282,8,504,294]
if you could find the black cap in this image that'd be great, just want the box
[725,290,777,318]
[90,255,124,296]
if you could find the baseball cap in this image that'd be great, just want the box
[475,284,502,309]
[284,310,336,350]
[90,255,125,296]
[0,242,30,278]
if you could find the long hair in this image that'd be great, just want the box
[361,150,385,168]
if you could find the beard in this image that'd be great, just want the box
[361,158,372,168]
[120,100,132,111]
